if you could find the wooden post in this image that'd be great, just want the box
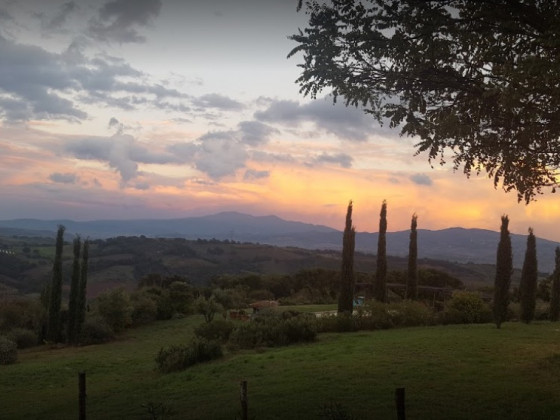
[79,371,86,420]
[240,380,248,420]
[395,387,405,420]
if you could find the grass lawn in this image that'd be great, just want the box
[2,319,560,419]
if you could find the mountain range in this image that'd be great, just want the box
[0,211,558,273]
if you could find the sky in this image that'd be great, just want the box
[1,0,559,241]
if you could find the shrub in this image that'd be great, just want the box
[194,319,235,343]
[156,339,223,373]
[317,301,434,333]
[194,296,224,323]
[78,317,115,345]
[0,298,45,332]
[387,300,434,327]
[7,328,38,349]
[0,336,17,365]
[95,288,133,332]
[442,291,492,324]
[130,293,158,326]
[227,312,317,349]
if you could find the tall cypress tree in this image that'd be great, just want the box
[550,247,560,322]
[406,213,418,300]
[338,201,355,315]
[493,215,512,329]
[520,228,538,323]
[373,200,387,302]
[46,225,65,342]
[76,240,89,340]
[67,236,81,343]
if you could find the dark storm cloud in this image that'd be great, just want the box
[49,172,78,184]
[237,121,278,146]
[0,7,13,22]
[312,153,353,168]
[89,0,162,43]
[42,1,76,31]
[243,169,269,180]
[0,35,86,121]
[410,173,433,186]
[255,98,379,141]
[0,36,187,122]
[192,93,244,111]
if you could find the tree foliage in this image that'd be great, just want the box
[551,247,560,321]
[290,1,560,202]
[520,228,538,323]
[76,240,89,339]
[493,216,512,328]
[338,201,355,314]
[373,200,387,302]
[406,213,418,300]
[67,236,81,343]
[46,225,65,342]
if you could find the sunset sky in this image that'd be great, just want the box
[1,0,559,241]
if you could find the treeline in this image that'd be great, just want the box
[340,201,560,328]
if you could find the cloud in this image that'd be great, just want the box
[41,1,76,32]
[0,35,87,121]
[312,153,353,168]
[89,0,162,43]
[49,172,78,184]
[192,93,244,111]
[170,131,248,179]
[0,35,187,122]
[65,133,179,183]
[237,121,278,146]
[410,173,433,186]
[254,98,380,141]
[244,169,270,180]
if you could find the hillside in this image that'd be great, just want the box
[0,212,558,272]
[0,233,514,298]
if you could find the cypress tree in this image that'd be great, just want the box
[373,200,387,302]
[46,225,65,342]
[520,228,538,323]
[76,240,89,339]
[338,201,355,315]
[493,215,512,329]
[67,236,81,343]
[406,213,418,300]
[550,247,560,321]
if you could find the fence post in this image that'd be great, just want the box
[240,380,248,420]
[79,371,86,420]
[395,387,405,420]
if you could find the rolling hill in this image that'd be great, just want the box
[1,212,558,272]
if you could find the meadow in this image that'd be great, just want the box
[2,313,560,419]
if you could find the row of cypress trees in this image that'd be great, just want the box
[493,216,560,327]
[45,225,89,344]
[338,204,560,327]
[338,200,418,314]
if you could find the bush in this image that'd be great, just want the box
[7,328,38,349]
[131,293,158,326]
[509,299,549,321]
[317,301,434,333]
[0,336,17,365]
[78,317,115,345]
[386,301,434,327]
[95,288,133,332]
[227,312,317,349]
[194,320,235,343]
[156,339,223,373]
[442,291,492,324]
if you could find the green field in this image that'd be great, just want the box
[2,318,560,419]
